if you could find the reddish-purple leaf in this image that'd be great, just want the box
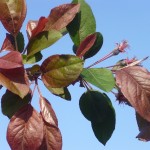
[1,33,15,52]
[27,17,48,39]
[39,97,62,150]
[116,66,150,122]
[44,4,80,31]
[0,67,29,98]
[7,104,44,150]
[76,33,97,57]
[40,121,62,150]
[0,0,27,35]
[136,113,150,142]
[0,51,23,69]
[40,96,58,126]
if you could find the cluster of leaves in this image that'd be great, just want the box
[0,0,150,149]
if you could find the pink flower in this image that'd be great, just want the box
[116,40,129,52]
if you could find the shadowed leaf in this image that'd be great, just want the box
[7,104,43,150]
[0,0,27,35]
[81,68,115,92]
[136,113,150,142]
[44,4,80,31]
[116,66,150,122]
[67,0,96,46]
[41,54,84,88]
[1,90,31,118]
[27,30,62,57]
[79,91,115,145]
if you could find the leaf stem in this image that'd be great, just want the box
[14,35,18,51]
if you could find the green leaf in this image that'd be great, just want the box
[46,86,71,101]
[41,54,84,88]
[84,32,103,59]
[79,90,114,122]
[27,30,62,57]
[22,52,42,64]
[81,68,115,92]
[67,0,96,46]
[79,90,115,145]
[1,90,31,118]
[16,32,24,53]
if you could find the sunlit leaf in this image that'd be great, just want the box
[7,104,43,150]
[116,66,150,122]
[0,0,27,35]
[40,121,62,150]
[67,0,96,46]
[22,52,42,64]
[1,90,31,118]
[136,113,150,142]
[27,30,62,57]
[0,67,29,98]
[76,33,96,57]
[0,51,23,69]
[27,17,48,39]
[81,68,115,92]
[44,4,80,31]
[46,86,71,100]
[84,32,103,59]
[41,54,84,88]
[40,96,58,125]
[79,90,115,145]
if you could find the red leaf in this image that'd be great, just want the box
[44,4,80,31]
[40,122,62,150]
[116,66,150,122]
[0,67,29,98]
[0,0,27,35]
[1,33,15,52]
[27,17,48,39]
[136,113,150,142]
[40,96,58,126]
[0,51,23,69]
[39,97,62,150]
[76,33,97,57]
[7,104,44,150]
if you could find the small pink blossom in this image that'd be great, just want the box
[116,40,129,52]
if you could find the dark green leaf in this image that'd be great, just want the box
[79,90,114,122]
[67,0,96,46]
[22,52,42,64]
[81,68,115,92]
[16,32,24,53]
[79,90,115,145]
[27,30,62,57]
[84,32,103,59]
[46,86,71,101]
[41,54,84,88]
[1,90,31,118]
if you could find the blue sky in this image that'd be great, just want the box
[0,0,150,150]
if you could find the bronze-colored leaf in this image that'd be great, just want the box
[116,66,150,122]
[27,17,48,39]
[0,0,27,35]
[136,113,150,142]
[44,4,80,31]
[7,104,43,150]
[39,97,62,150]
